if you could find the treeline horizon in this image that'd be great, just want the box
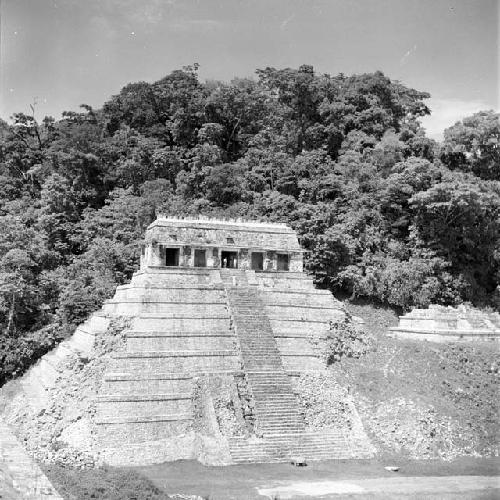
[0,64,499,383]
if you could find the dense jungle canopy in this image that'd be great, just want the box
[0,65,499,382]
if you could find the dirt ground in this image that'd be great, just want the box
[135,457,500,499]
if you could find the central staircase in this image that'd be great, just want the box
[220,269,374,463]
[221,270,304,462]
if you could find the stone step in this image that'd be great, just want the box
[104,370,242,380]
[241,442,348,450]
[240,351,281,356]
[95,413,193,424]
[252,394,298,399]
[126,330,234,338]
[96,395,191,418]
[110,350,240,372]
[254,412,303,419]
[253,395,300,402]
[132,316,231,332]
[255,408,303,414]
[97,393,191,402]
[239,343,281,348]
[239,348,282,352]
[102,378,192,395]
[254,420,304,427]
[251,382,296,387]
[250,384,297,389]
[254,419,304,426]
[112,350,237,360]
[258,422,305,429]
[227,431,372,463]
[259,427,305,434]
[252,393,298,398]
[126,336,237,352]
[243,363,283,369]
[95,417,193,446]
[132,312,230,319]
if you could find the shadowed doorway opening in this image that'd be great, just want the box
[221,251,238,268]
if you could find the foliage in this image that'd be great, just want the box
[43,465,169,500]
[0,325,63,385]
[441,110,500,180]
[321,315,375,364]
[0,64,498,382]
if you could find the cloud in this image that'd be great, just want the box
[84,1,220,34]
[280,14,295,31]
[400,44,417,65]
[420,98,498,141]
[169,19,223,33]
[90,15,118,39]
[84,0,176,28]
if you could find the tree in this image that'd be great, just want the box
[204,79,268,160]
[0,249,37,334]
[410,172,500,300]
[441,111,500,180]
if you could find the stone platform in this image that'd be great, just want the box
[389,305,500,342]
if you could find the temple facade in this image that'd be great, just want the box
[140,217,304,272]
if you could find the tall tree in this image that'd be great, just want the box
[441,110,500,180]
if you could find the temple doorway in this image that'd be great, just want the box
[277,254,289,271]
[165,248,179,266]
[251,252,264,271]
[221,251,238,268]
[194,249,207,267]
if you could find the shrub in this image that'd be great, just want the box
[0,324,63,385]
[320,314,375,364]
[43,465,170,500]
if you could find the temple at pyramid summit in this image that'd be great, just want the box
[1,217,375,466]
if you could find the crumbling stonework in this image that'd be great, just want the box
[295,372,354,431]
[0,318,130,469]
[358,397,482,460]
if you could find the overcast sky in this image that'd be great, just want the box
[0,0,498,140]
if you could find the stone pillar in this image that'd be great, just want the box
[211,248,220,268]
[239,249,250,270]
[207,247,219,268]
[140,244,146,270]
[289,252,303,272]
[149,243,163,267]
[265,251,276,271]
[182,246,192,267]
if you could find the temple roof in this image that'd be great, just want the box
[146,217,303,252]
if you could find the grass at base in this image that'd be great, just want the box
[42,464,173,500]
[41,457,500,500]
[135,457,500,500]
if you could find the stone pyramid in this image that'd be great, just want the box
[1,217,375,466]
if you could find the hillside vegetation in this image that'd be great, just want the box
[0,64,499,383]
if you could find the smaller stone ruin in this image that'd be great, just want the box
[389,305,500,342]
